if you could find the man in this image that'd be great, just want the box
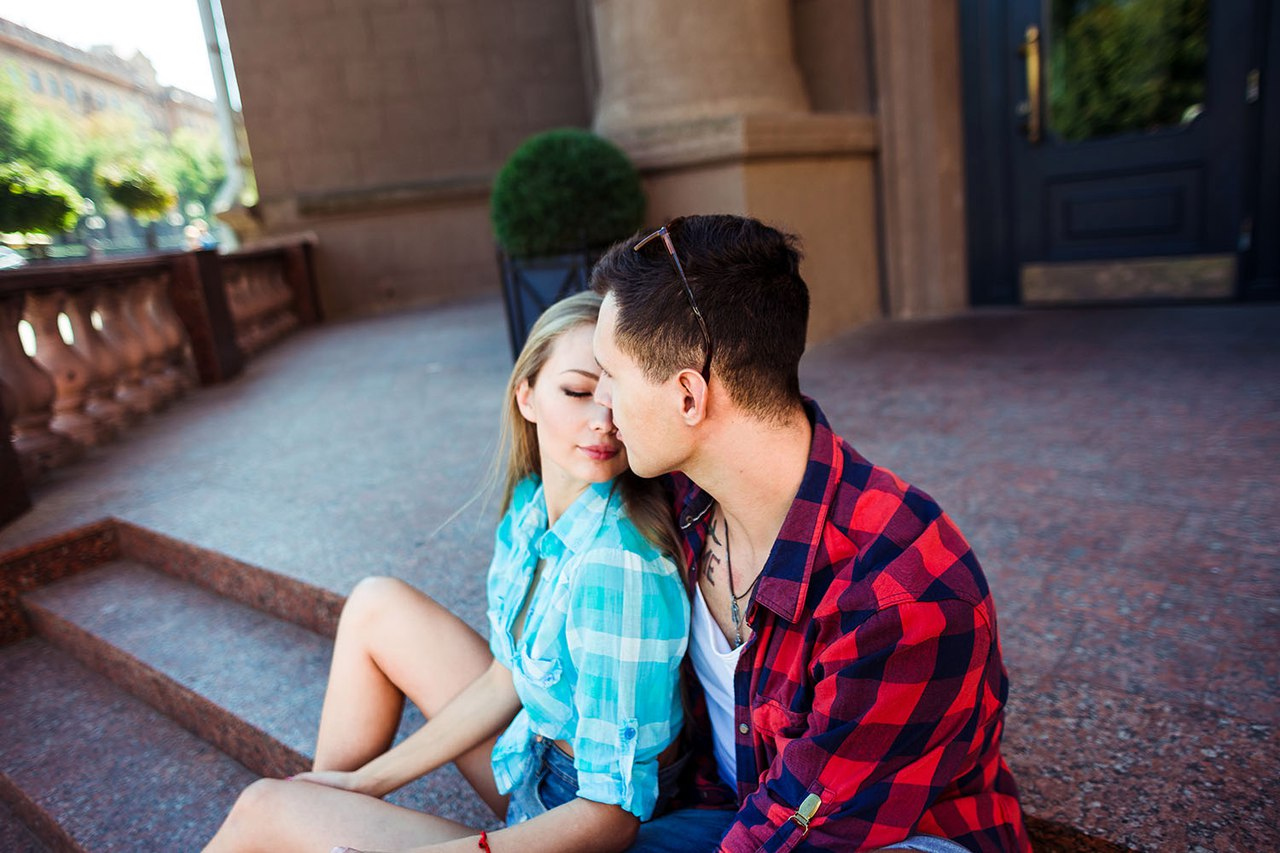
[590,215,1030,852]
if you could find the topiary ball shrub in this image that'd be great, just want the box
[490,128,645,258]
[97,163,176,220]
[0,161,84,236]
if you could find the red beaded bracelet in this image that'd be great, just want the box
[478,830,491,852]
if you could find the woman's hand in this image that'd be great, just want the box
[288,769,375,795]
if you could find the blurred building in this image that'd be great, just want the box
[0,16,219,140]
[215,0,1278,339]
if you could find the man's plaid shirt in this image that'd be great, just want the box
[668,399,1030,852]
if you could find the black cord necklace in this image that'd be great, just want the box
[723,513,759,648]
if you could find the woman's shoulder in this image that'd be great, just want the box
[587,484,673,566]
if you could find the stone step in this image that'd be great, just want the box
[0,798,49,853]
[0,638,257,851]
[23,558,331,780]
[18,557,496,828]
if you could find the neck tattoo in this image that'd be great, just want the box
[722,512,759,648]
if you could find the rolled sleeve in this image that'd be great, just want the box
[565,547,689,820]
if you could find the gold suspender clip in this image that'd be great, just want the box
[789,792,822,836]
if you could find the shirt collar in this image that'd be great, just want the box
[676,397,843,623]
[516,476,619,558]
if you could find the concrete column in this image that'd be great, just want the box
[588,0,882,343]
[591,0,810,136]
[870,0,969,318]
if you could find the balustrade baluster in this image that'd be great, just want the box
[95,286,157,416]
[64,289,127,437]
[264,266,299,345]
[1,374,18,475]
[0,293,79,478]
[125,279,178,406]
[23,291,104,447]
[145,277,196,391]
[226,265,258,354]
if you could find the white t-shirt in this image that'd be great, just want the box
[690,582,743,790]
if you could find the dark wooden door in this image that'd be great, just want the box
[962,1,1276,304]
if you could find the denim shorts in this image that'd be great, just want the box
[506,736,686,826]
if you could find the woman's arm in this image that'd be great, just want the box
[298,658,521,798]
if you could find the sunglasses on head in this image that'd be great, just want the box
[633,224,713,382]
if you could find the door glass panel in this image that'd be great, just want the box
[1046,0,1210,142]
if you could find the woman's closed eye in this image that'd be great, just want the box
[562,388,593,399]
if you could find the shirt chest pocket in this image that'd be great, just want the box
[515,646,573,727]
[752,694,808,744]
[517,642,563,687]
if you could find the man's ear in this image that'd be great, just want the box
[675,368,709,425]
[515,378,536,423]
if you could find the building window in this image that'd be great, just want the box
[64,81,75,102]
[29,69,42,92]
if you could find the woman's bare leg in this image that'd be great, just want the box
[312,576,505,814]
[204,778,478,853]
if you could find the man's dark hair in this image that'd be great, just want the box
[591,214,809,420]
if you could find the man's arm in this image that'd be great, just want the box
[721,597,996,852]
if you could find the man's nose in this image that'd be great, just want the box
[588,400,615,433]
[593,374,613,409]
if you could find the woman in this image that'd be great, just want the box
[205,291,689,852]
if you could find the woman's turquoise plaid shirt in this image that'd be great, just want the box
[486,476,689,820]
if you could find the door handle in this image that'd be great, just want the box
[1019,25,1042,143]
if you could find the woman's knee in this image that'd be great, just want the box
[342,576,426,626]
[225,777,290,831]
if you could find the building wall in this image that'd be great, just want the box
[218,0,967,330]
[794,0,875,114]
[219,0,592,317]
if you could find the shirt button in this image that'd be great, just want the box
[738,723,749,735]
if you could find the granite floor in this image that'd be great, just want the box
[2,297,1277,851]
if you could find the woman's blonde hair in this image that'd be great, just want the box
[495,290,685,570]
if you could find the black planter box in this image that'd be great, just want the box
[498,250,597,359]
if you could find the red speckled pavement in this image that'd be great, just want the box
[1,297,1276,850]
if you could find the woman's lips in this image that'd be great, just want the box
[581,445,621,461]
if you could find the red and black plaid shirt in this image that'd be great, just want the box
[668,399,1030,852]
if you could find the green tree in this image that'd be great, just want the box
[98,161,176,250]
[98,162,176,218]
[164,128,227,214]
[0,160,85,238]
[0,75,23,162]
[1048,0,1209,142]
[0,67,231,249]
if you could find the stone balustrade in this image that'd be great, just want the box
[0,237,319,525]
[224,255,302,357]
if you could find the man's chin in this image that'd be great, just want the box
[628,458,673,480]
